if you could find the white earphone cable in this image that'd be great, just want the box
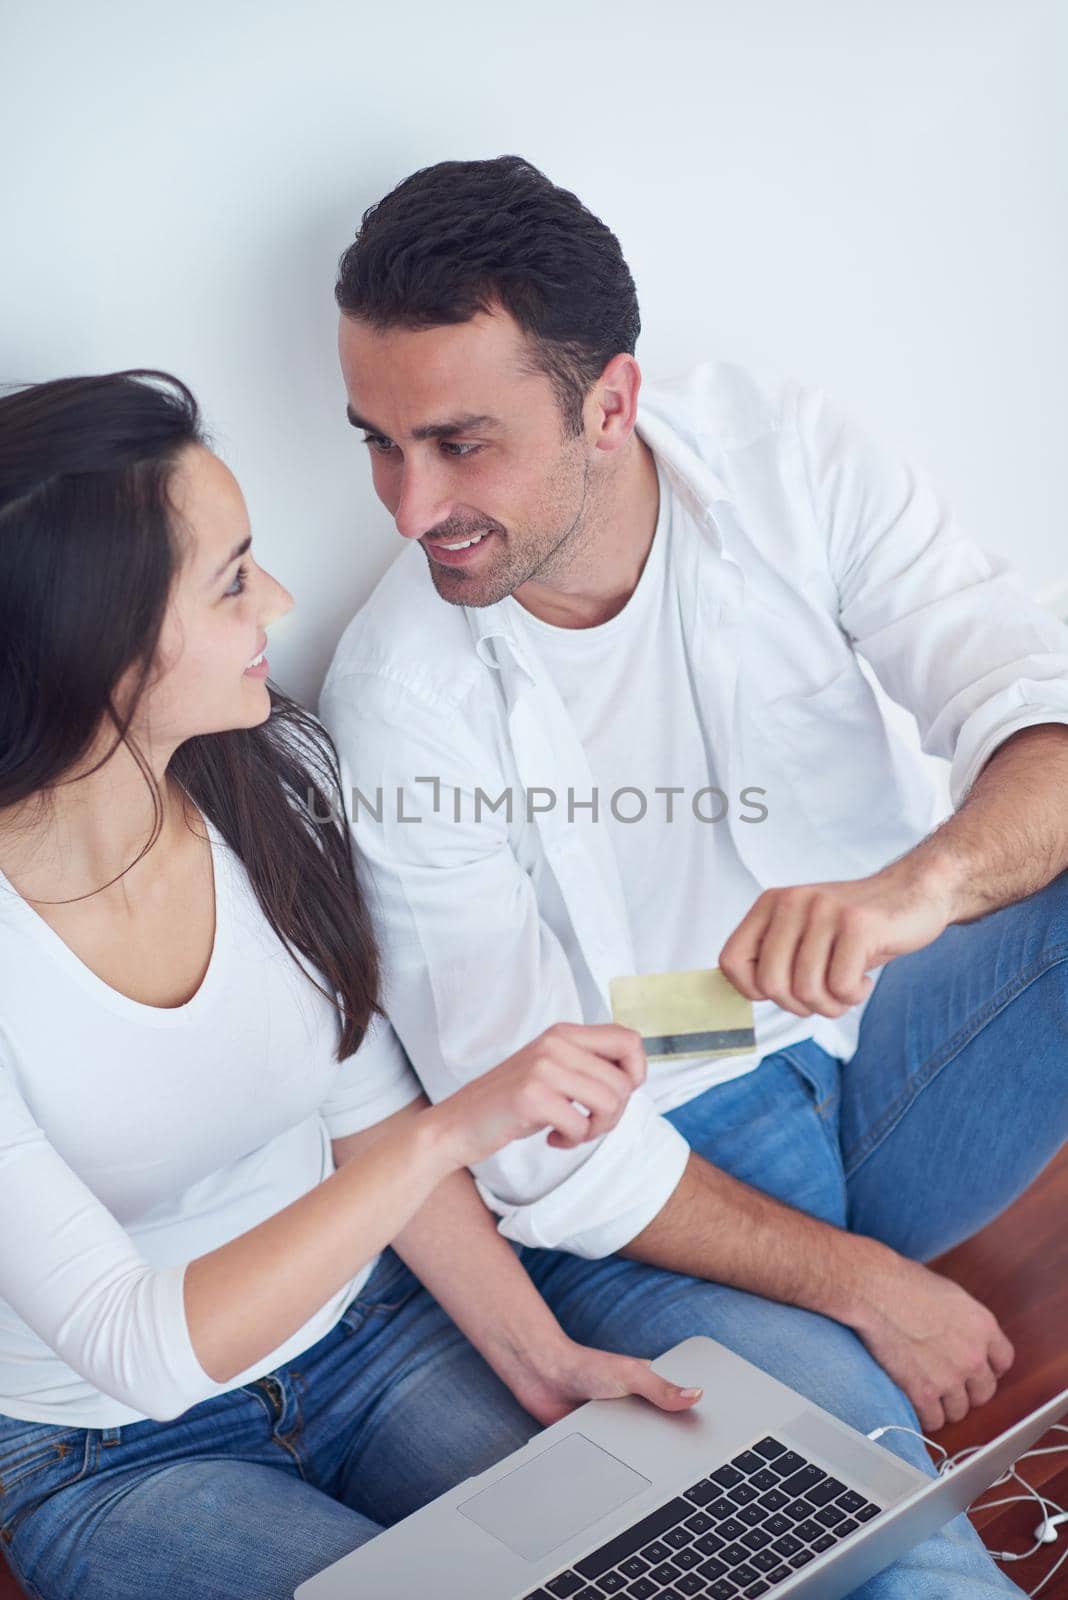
[864,1421,1068,1596]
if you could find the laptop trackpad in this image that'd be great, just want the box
[458,1432,651,1563]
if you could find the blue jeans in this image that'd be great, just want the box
[2,872,1066,1597]
[517,866,1068,1598]
[0,1251,539,1598]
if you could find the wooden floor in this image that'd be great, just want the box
[2,1149,1066,1599]
[930,1143,1068,1596]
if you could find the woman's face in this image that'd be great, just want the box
[133,444,293,749]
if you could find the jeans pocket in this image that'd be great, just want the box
[0,1421,93,1542]
[779,1042,841,1127]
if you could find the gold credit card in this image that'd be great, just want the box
[609,967,756,1063]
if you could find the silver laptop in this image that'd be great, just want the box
[296,1334,1068,1600]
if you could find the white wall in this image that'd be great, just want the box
[3,0,1065,709]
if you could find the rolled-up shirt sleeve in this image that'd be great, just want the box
[796,384,1068,807]
[320,671,690,1258]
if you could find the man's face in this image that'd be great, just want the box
[338,306,594,607]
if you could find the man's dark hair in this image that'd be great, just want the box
[335,155,640,436]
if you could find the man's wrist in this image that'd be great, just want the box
[810,1229,898,1333]
[877,835,972,926]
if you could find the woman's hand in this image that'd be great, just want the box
[499,1333,704,1427]
[426,1022,648,1172]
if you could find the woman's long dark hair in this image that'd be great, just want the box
[0,369,379,1059]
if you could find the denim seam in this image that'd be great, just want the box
[0,1428,95,1554]
[775,1045,841,1142]
[254,1377,308,1482]
[342,1280,421,1337]
[241,1382,277,1429]
[272,1418,307,1483]
[843,939,1068,1179]
[350,1289,419,1315]
[0,1431,82,1489]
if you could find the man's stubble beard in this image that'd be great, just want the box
[427,451,594,610]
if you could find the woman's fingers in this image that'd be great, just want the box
[547,1022,648,1090]
[536,1028,646,1144]
[518,1060,626,1149]
[461,1021,649,1166]
[621,1357,704,1412]
[542,1065,629,1144]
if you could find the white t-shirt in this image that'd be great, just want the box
[0,810,421,1428]
[508,459,851,1111]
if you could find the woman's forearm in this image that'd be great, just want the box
[187,1032,624,1393]
[184,1108,457,1383]
[329,1101,706,1428]
[391,1164,567,1382]
[333,1098,568,1386]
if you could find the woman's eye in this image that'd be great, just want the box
[224,563,249,598]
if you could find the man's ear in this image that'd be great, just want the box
[591,353,642,454]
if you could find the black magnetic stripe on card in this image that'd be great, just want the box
[642,1028,757,1057]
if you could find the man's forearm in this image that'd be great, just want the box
[620,1150,888,1331]
[906,722,1068,924]
[620,1146,1016,1437]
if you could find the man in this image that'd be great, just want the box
[320,155,1068,1595]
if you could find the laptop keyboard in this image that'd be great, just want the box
[522,1434,883,1600]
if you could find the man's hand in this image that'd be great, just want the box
[497,1334,704,1428]
[841,1238,1015,1432]
[719,863,960,1018]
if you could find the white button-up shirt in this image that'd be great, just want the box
[321,361,1068,1259]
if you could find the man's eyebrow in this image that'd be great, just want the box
[211,535,252,580]
[345,406,499,441]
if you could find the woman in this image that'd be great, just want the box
[0,371,701,1600]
